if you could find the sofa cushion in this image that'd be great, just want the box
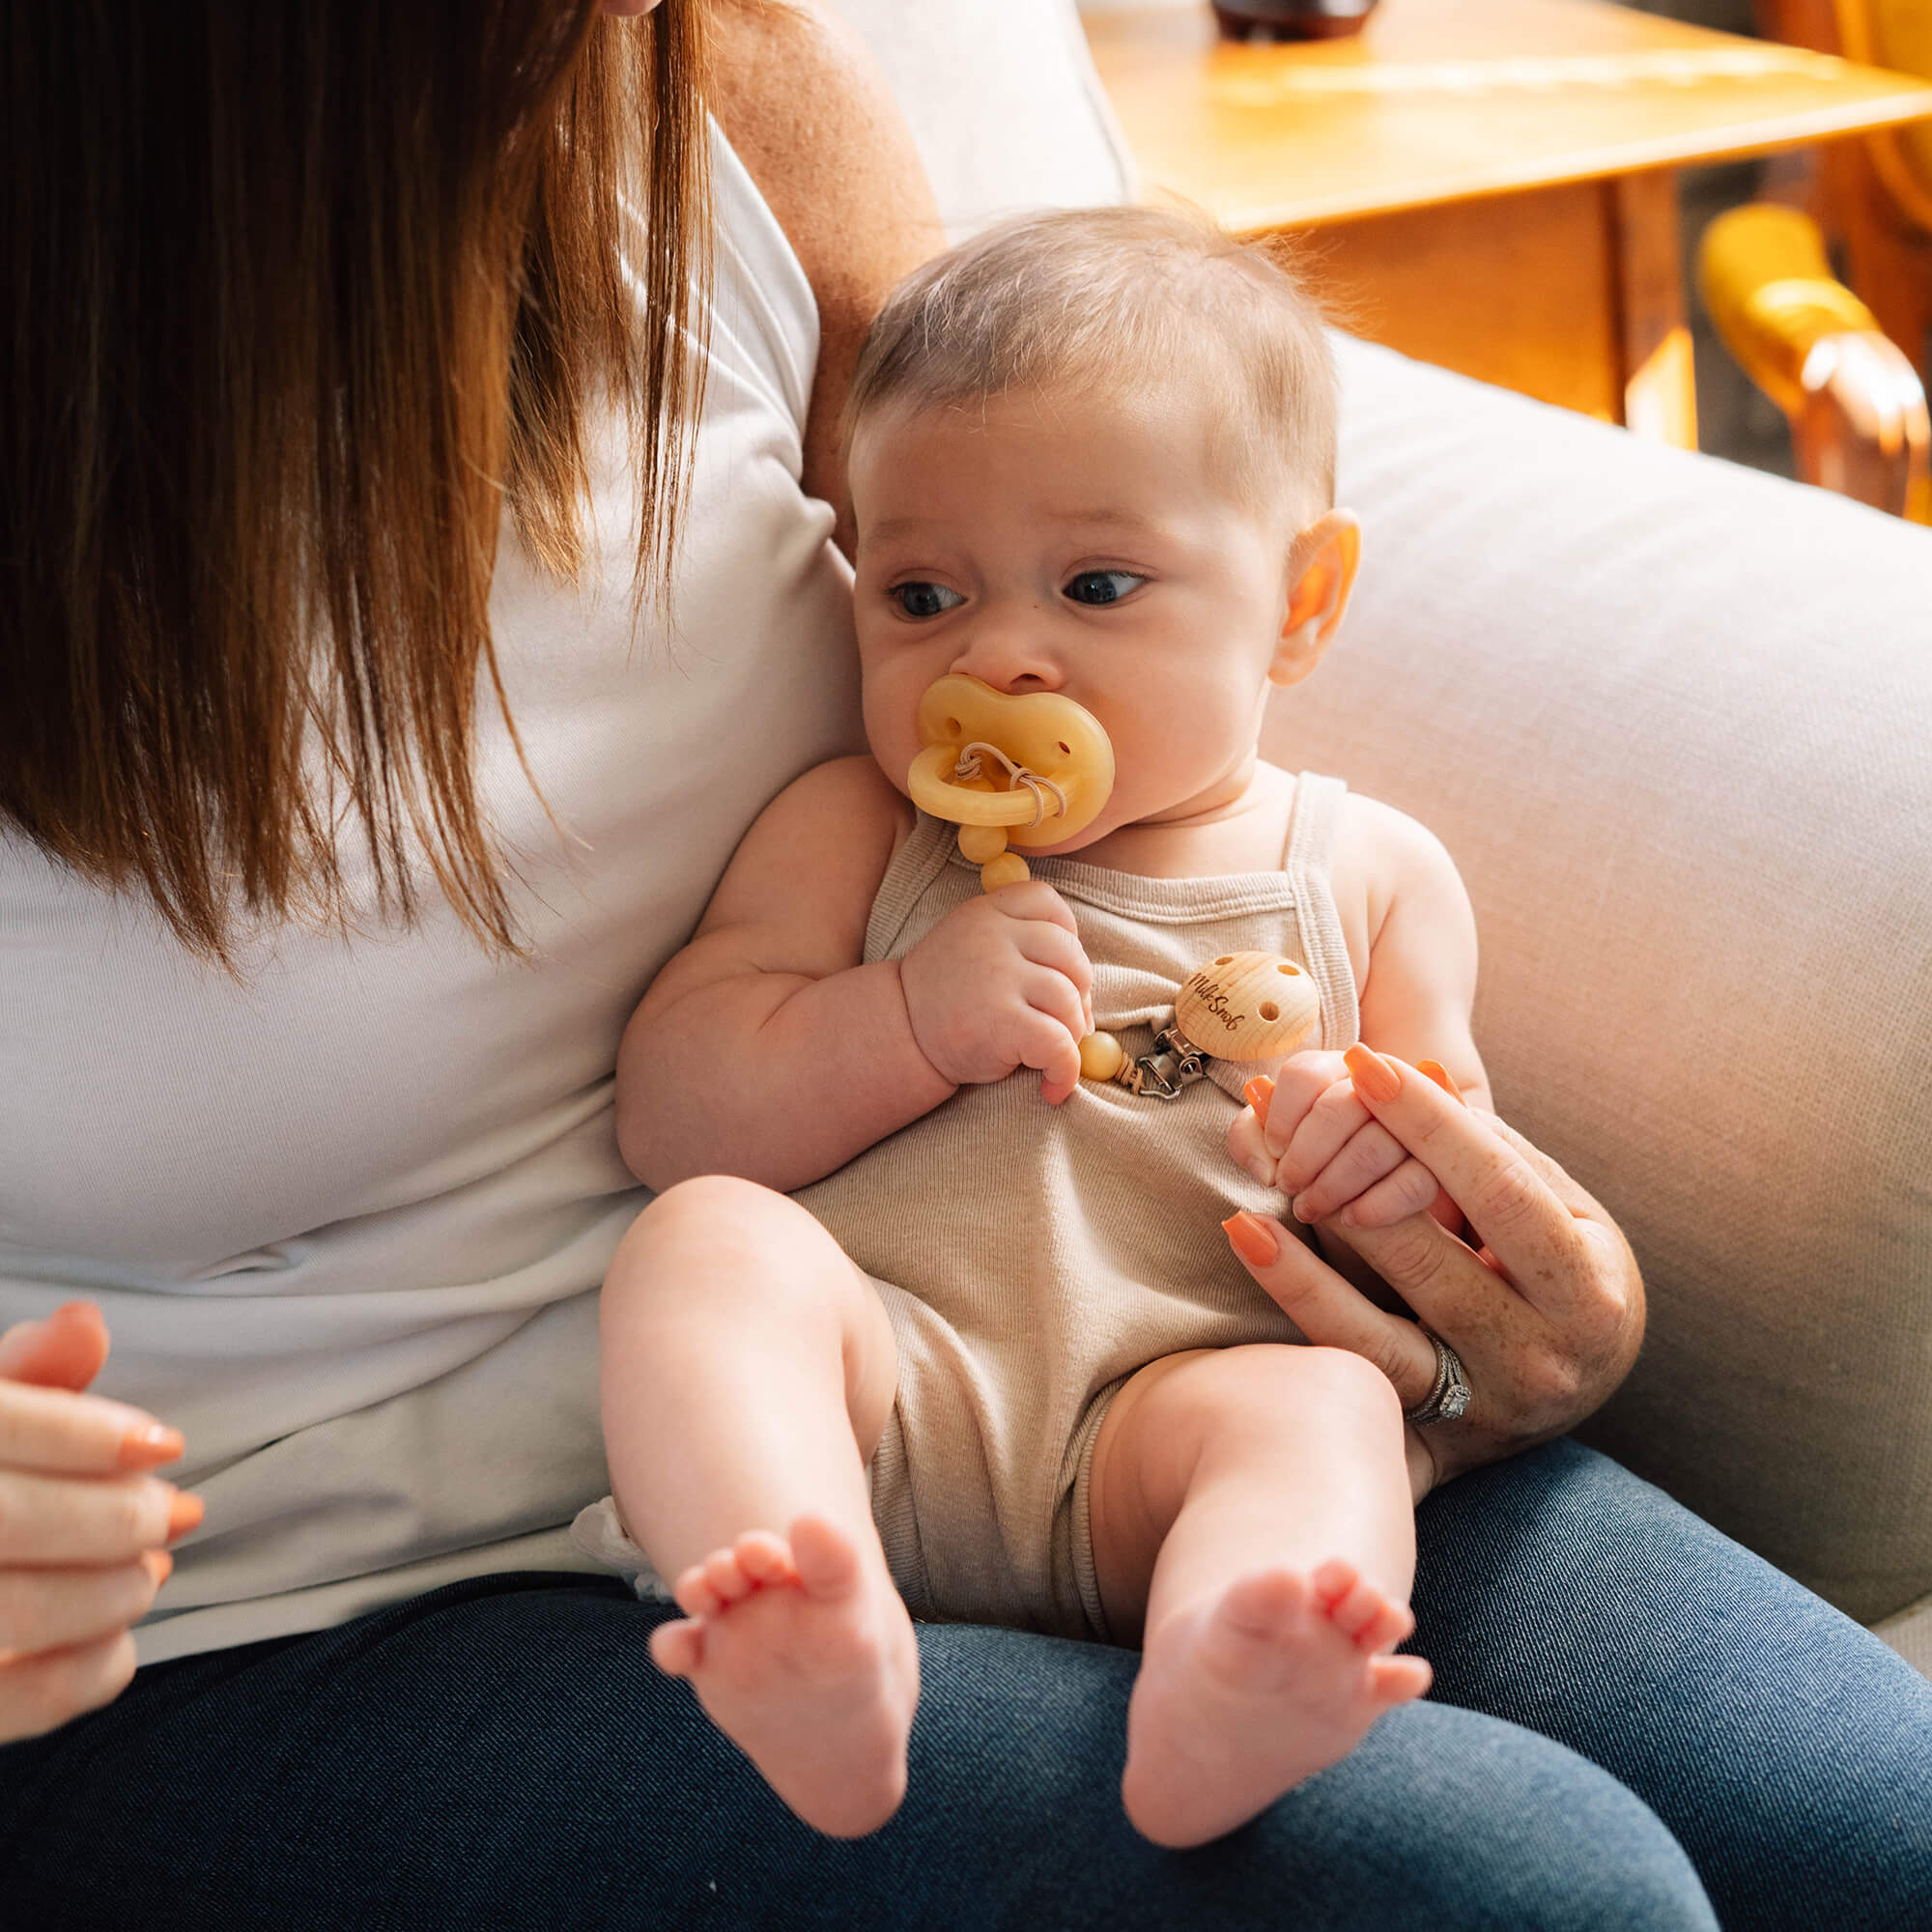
[1878,1594,1932,1675]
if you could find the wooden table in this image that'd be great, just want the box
[1082,0,1932,444]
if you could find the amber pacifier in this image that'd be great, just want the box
[908,675,1116,863]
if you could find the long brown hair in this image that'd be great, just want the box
[2,1,711,960]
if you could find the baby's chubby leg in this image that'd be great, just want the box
[601,1177,915,1837]
[1089,1345,1432,1848]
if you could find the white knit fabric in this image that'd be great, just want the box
[0,126,863,1664]
[827,0,1135,240]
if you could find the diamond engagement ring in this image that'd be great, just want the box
[1404,1331,1471,1426]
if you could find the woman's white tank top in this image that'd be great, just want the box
[0,128,860,1662]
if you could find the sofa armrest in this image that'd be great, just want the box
[1260,335,1932,1625]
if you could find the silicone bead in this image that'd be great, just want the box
[957,822,1009,864]
[1078,1031,1126,1082]
[980,852,1031,891]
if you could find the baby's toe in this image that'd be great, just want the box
[1222,1568,1307,1636]
[700,1547,754,1605]
[671,1564,725,1619]
[787,1515,863,1601]
[1325,1575,1402,1646]
[688,1546,746,1607]
[734,1530,797,1587]
[1351,1596,1414,1653]
[1310,1558,1359,1609]
[1371,1653,1433,1705]
[648,1616,705,1678]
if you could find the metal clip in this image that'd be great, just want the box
[1115,1023,1212,1100]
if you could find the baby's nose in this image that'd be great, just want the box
[952,614,1061,694]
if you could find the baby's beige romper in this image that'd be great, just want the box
[794,772,1359,1643]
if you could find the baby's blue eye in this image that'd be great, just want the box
[1064,570,1145,607]
[892,582,964,619]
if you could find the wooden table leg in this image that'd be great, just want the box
[1274,184,1626,425]
[1276,174,1703,445]
[1610,169,1700,449]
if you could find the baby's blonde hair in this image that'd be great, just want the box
[844,204,1337,515]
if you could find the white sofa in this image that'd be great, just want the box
[831,0,1932,1675]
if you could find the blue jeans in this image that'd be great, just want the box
[3,1441,1926,1930]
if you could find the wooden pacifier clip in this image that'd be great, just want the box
[1107,952,1319,1098]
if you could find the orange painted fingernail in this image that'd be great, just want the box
[1416,1060,1465,1105]
[1243,1076,1274,1125]
[118,1421,185,1469]
[1344,1042,1401,1104]
[164,1490,205,1542]
[142,1548,175,1587]
[1222,1211,1280,1266]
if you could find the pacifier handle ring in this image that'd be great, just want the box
[907,745,1078,831]
[953,743,1066,828]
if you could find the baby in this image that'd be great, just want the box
[587,207,1492,1846]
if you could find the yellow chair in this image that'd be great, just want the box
[1696,0,1931,522]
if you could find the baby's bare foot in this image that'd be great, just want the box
[648,1516,919,1838]
[1122,1558,1431,1848]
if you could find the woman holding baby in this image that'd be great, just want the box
[1,2,1925,1925]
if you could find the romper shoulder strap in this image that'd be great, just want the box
[862,811,958,965]
[1279,774,1361,1052]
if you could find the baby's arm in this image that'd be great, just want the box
[616,756,1092,1194]
[616,757,945,1193]
[1256,799,1492,1231]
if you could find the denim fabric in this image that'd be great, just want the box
[0,1441,1917,1929]
[1409,1439,1932,1931]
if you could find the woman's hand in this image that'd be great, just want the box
[0,1302,199,1744]
[1224,1048,1644,1488]
[1245,1048,1464,1233]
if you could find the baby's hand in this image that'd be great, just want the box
[899,882,1094,1105]
[1235,1048,1459,1230]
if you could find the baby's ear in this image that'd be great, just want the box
[1270,510,1361,688]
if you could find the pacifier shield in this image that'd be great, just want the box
[908,674,1116,848]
